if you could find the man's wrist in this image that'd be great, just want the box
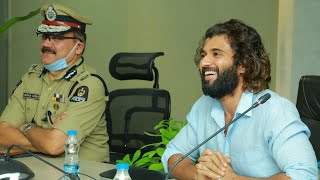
[23,123,35,134]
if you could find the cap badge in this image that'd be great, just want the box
[45,5,57,21]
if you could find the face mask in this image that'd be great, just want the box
[43,42,79,72]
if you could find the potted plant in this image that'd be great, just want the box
[117,118,187,171]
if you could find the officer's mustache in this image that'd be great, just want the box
[41,47,56,54]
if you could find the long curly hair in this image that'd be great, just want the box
[194,19,271,93]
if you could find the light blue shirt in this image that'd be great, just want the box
[162,90,318,179]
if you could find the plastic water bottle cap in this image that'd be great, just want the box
[67,130,77,136]
[116,163,129,170]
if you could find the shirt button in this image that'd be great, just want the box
[42,106,45,109]
[27,107,30,111]
[48,87,52,91]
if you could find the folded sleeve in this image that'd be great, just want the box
[265,99,318,179]
[0,74,28,127]
[161,103,201,172]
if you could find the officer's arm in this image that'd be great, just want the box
[0,122,38,152]
[19,123,67,155]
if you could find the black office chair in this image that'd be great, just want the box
[296,75,320,160]
[106,52,171,163]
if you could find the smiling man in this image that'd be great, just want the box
[161,19,318,179]
[0,4,109,162]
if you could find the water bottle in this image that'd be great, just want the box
[64,130,80,179]
[113,163,132,180]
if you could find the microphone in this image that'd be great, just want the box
[165,93,271,180]
[252,93,271,108]
[0,144,80,180]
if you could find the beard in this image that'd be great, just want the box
[201,64,239,99]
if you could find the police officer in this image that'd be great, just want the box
[0,4,109,162]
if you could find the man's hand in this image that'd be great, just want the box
[0,122,39,152]
[14,112,67,155]
[196,163,218,180]
[196,149,237,180]
[195,170,212,180]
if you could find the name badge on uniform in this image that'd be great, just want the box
[51,93,65,103]
[23,93,40,100]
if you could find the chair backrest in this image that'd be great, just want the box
[107,52,171,160]
[109,52,164,88]
[296,75,320,160]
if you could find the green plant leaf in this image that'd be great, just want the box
[131,150,141,163]
[122,154,132,165]
[142,150,157,158]
[141,142,163,149]
[133,157,153,167]
[154,120,169,130]
[134,161,151,168]
[161,135,171,145]
[160,129,174,139]
[148,163,164,171]
[144,131,161,137]
[0,8,40,38]
[119,119,187,172]
[156,147,165,156]
[149,157,161,163]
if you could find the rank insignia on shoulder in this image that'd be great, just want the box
[80,74,89,81]
[31,64,38,70]
[29,64,42,72]
[51,93,65,103]
[70,86,89,102]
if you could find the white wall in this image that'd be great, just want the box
[276,0,320,103]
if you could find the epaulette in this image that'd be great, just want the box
[68,72,109,98]
[67,71,91,97]
[28,64,43,74]
[77,71,91,84]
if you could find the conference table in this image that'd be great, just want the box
[2,152,320,179]
[11,154,115,179]
[15,154,320,180]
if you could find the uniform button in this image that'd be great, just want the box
[42,106,45,109]
[48,87,52,91]
[27,107,30,111]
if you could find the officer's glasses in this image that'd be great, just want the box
[37,34,82,42]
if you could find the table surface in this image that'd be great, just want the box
[2,149,319,179]
[14,154,114,180]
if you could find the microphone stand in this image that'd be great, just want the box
[165,93,271,180]
[3,144,80,180]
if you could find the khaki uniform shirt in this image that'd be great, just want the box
[0,59,109,162]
